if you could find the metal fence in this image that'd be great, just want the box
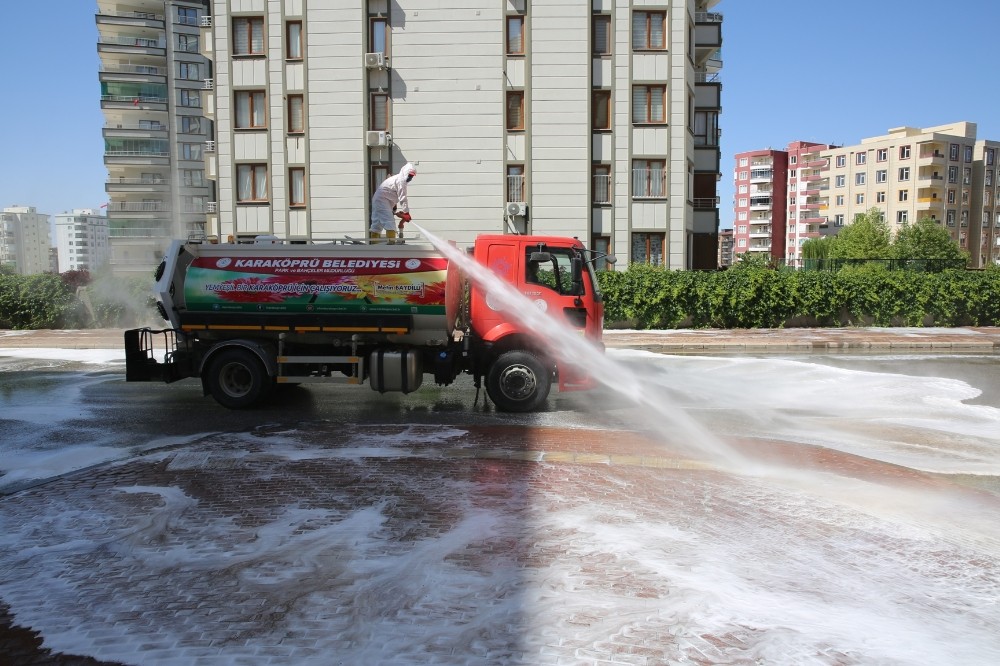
[802,258,968,272]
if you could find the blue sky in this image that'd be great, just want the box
[2,1,999,230]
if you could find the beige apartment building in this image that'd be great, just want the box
[820,122,999,267]
[198,0,724,269]
[0,206,52,275]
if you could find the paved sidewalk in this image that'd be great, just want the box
[3,326,1000,352]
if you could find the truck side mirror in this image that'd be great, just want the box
[529,251,552,263]
[570,257,584,295]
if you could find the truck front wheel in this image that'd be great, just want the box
[486,351,551,413]
[206,349,271,409]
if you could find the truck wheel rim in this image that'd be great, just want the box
[498,364,536,401]
[220,362,253,397]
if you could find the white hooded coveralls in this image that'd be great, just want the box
[370,162,415,233]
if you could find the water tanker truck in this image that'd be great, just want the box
[124,234,605,412]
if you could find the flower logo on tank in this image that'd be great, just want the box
[216,257,232,268]
[405,259,421,270]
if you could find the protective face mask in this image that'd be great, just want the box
[406,175,413,182]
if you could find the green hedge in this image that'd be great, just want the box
[597,263,1000,329]
[0,272,156,330]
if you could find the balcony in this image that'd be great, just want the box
[103,149,169,167]
[801,158,828,169]
[106,201,166,213]
[97,34,166,57]
[593,175,611,205]
[749,197,772,210]
[692,197,719,209]
[95,9,164,29]
[103,121,168,140]
[108,226,167,238]
[98,62,165,82]
[800,173,827,182]
[100,94,167,111]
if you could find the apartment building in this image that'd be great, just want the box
[734,123,1000,267]
[717,227,732,267]
[731,148,787,260]
[96,0,213,277]
[0,206,52,275]
[53,210,111,273]
[199,0,723,270]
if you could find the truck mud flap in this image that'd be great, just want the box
[124,328,189,383]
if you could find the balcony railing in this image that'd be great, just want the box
[176,15,200,26]
[109,227,166,238]
[632,169,666,198]
[695,12,723,22]
[107,177,167,185]
[593,175,611,204]
[106,201,166,212]
[97,10,164,21]
[101,94,167,104]
[506,175,525,203]
[104,122,167,131]
[97,35,165,49]
[104,150,169,157]
[99,63,162,75]
[694,72,720,84]
[692,197,719,209]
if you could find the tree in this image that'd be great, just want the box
[828,208,892,259]
[891,216,968,262]
[801,236,834,260]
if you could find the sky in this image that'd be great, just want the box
[2,1,1000,229]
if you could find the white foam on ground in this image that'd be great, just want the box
[0,348,124,364]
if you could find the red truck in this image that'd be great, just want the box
[125,234,605,412]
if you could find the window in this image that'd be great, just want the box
[633,159,665,198]
[177,34,199,52]
[371,93,389,131]
[739,171,748,180]
[289,168,306,207]
[739,157,748,167]
[961,210,969,226]
[948,189,956,204]
[963,168,972,185]
[738,238,747,248]
[876,170,887,183]
[632,85,665,124]
[179,89,201,107]
[962,190,970,204]
[371,164,389,194]
[593,15,611,55]
[946,210,956,226]
[288,95,304,134]
[738,185,747,194]
[950,143,959,160]
[876,191,886,203]
[593,164,611,204]
[984,212,992,227]
[897,210,908,224]
[237,164,268,202]
[506,91,524,130]
[989,148,996,166]
[987,170,994,186]
[899,145,911,159]
[876,148,888,162]
[593,90,611,130]
[180,143,202,160]
[526,247,582,295]
[855,172,866,185]
[591,236,611,271]
[856,194,865,205]
[898,167,910,181]
[835,195,845,206]
[834,214,844,226]
[790,156,797,164]
[506,164,525,201]
[182,170,204,187]
[632,11,665,50]
[738,198,748,207]
[738,211,747,220]
[836,155,846,167]
[180,116,202,134]
[371,18,387,54]
[898,189,909,202]
[965,145,973,163]
[789,169,796,178]
[287,21,303,60]
[948,166,958,183]
[178,62,200,80]
[835,175,845,188]
[235,90,266,129]
[693,111,718,146]
[631,232,665,266]
[507,15,524,55]
[233,17,264,56]
[177,7,198,25]
[856,152,866,165]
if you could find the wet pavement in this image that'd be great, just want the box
[2,328,1000,665]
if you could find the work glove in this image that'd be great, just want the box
[397,211,412,223]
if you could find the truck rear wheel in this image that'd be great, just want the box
[206,349,271,409]
[486,350,551,413]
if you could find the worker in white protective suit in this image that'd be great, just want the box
[370,162,416,242]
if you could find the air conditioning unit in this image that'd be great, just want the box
[506,202,527,217]
[364,52,387,69]
[366,130,391,147]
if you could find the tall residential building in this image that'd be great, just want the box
[54,210,111,273]
[717,228,733,267]
[731,148,787,260]
[734,123,1000,267]
[200,0,723,269]
[0,206,51,275]
[97,0,213,278]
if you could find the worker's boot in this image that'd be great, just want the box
[369,231,383,244]
[386,230,398,245]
